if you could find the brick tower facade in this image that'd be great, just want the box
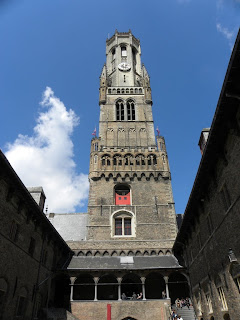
[87,30,177,250]
[67,31,184,320]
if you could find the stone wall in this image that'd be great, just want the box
[71,300,171,320]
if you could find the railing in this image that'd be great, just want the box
[108,87,144,95]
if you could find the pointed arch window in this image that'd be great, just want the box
[116,100,124,121]
[127,100,135,120]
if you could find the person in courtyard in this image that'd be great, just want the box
[121,293,127,300]
[162,290,167,298]
[132,292,137,300]
[137,292,143,299]
[175,298,181,308]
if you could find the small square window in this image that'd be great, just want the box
[124,197,127,200]
[119,197,121,200]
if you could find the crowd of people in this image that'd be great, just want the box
[171,310,183,320]
[170,297,192,320]
[121,292,143,300]
[175,297,191,309]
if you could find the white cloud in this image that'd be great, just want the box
[216,0,239,50]
[216,23,234,41]
[5,87,89,213]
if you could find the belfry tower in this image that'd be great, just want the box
[67,31,184,320]
[88,30,177,246]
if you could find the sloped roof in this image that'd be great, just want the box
[68,255,183,270]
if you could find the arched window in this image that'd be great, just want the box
[16,287,28,317]
[116,100,124,121]
[112,211,134,237]
[121,46,127,57]
[115,184,131,205]
[127,100,135,120]
[102,155,111,166]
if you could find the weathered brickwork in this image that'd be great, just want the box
[0,152,72,320]
[173,31,240,320]
[71,300,171,320]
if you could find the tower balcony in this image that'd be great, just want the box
[107,87,144,95]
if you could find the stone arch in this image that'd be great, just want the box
[147,153,157,165]
[120,251,126,256]
[111,251,117,256]
[101,154,111,166]
[135,153,145,166]
[168,272,190,303]
[122,273,141,298]
[127,251,134,256]
[145,272,165,299]
[73,274,94,301]
[86,251,92,256]
[165,250,171,255]
[98,274,118,300]
[113,154,122,166]
[143,251,149,256]
[103,251,109,256]
[158,250,164,256]
[78,251,84,256]
[124,153,134,166]
[150,250,157,256]
[94,251,100,256]
[108,173,113,180]
[135,250,142,256]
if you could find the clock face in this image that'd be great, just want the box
[118,62,131,71]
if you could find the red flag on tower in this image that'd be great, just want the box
[92,127,96,136]
[156,127,160,136]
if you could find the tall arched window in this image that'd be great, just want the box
[112,211,134,237]
[116,100,124,121]
[127,100,135,120]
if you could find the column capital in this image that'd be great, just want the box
[70,277,77,284]
[164,276,169,283]
[117,277,122,283]
[94,277,99,284]
[141,277,146,283]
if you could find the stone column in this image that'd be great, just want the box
[164,276,170,299]
[117,277,122,300]
[94,277,99,301]
[141,277,146,300]
[70,277,77,301]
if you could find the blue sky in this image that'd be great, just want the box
[0,0,239,213]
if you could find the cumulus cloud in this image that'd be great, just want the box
[5,87,89,213]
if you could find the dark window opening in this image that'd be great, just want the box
[115,184,131,205]
[127,100,135,121]
[16,296,26,317]
[28,238,35,256]
[124,218,131,235]
[121,46,127,57]
[115,218,122,235]
[10,220,19,242]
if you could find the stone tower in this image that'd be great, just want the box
[66,31,184,320]
[87,30,177,251]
